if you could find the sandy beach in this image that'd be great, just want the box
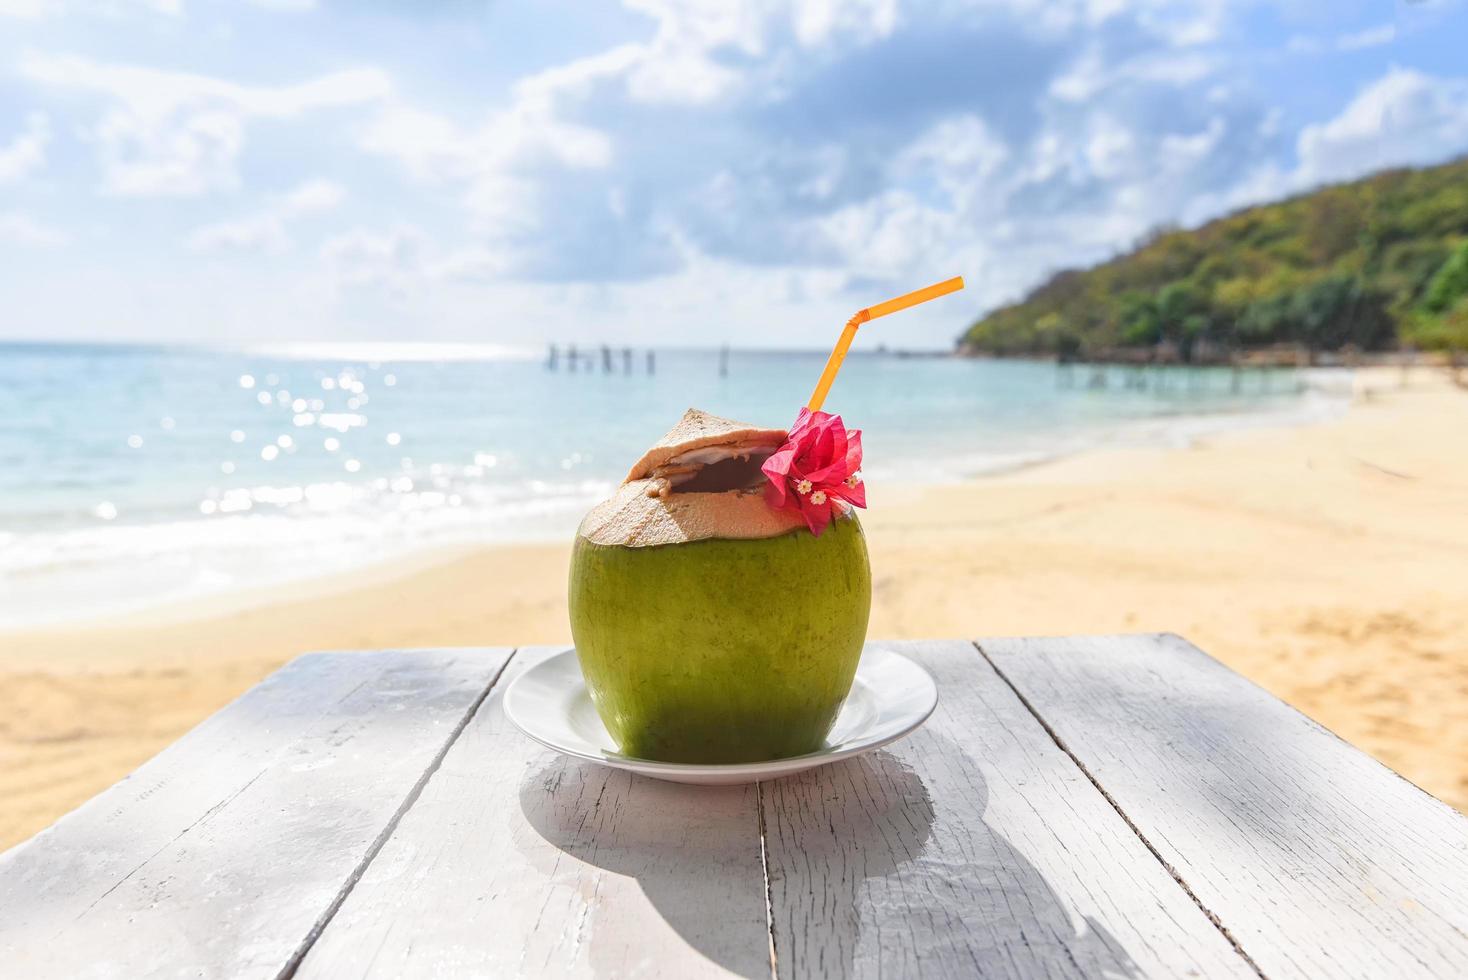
[2,366,1465,850]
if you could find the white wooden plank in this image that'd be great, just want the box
[295,646,773,980]
[0,647,511,980]
[982,633,1468,980]
[760,638,1255,980]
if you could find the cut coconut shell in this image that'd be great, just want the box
[624,408,788,484]
[580,408,805,547]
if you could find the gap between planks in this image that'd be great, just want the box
[275,649,517,980]
[972,639,1270,980]
[756,780,779,980]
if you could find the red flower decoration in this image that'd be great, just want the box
[761,408,866,536]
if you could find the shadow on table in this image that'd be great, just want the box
[759,734,1141,978]
[519,759,772,978]
[521,736,1138,979]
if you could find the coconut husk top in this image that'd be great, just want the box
[623,408,788,483]
[579,408,804,547]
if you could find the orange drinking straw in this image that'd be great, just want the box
[807,276,965,412]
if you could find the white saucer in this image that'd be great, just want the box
[504,647,938,785]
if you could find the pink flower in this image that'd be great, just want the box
[762,408,866,536]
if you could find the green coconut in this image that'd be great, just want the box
[569,408,872,763]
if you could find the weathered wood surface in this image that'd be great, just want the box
[6,636,1468,979]
[983,633,1468,980]
[294,646,774,979]
[761,638,1256,979]
[0,648,512,980]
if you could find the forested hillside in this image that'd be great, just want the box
[959,157,1468,360]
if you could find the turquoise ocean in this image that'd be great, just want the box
[0,342,1350,627]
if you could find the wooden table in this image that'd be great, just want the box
[2,636,1466,979]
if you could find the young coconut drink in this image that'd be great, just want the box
[570,407,870,763]
[569,276,964,765]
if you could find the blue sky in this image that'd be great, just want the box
[2,0,1467,350]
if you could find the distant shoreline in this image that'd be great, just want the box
[0,346,1361,631]
[0,364,1355,634]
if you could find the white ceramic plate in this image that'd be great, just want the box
[504,647,938,785]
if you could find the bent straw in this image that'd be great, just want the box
[807,276,965,412]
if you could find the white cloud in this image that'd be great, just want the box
[247,0,316,10]
[0,113,48,183]
[1336,23,1395,51]
[0,212,67,246]
[1296,68,1468,186]
[818,189,959,280]
[319,228,518,293]
[894,115,1009,200]
[10,0,1468,347]
[189,178,347,253]
[359,86,611,243]
[1052,47,1217,102]
[19,53,390,196]
[189,214,288,253]
[282,178,346,214]
[320,226,427,291]
[362,100,610,182]
[0,0,45,18]
[2,0,185,18]
[359,0,1302,309]
[1290,22,1399,56]
[428,245,513,283]
[791,0,899,46]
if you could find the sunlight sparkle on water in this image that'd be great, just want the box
[318,413,365,432]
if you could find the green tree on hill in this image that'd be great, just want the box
[959,157,1468,361]
[1420,240,1468,314]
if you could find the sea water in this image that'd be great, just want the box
[0,342,1349,627]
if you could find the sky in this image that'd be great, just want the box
[2,0,1467,351]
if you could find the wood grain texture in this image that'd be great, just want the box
[982,633,1468,980]
[0,648,511,980]
[760,638,1255,980]
[295,646,773,980]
